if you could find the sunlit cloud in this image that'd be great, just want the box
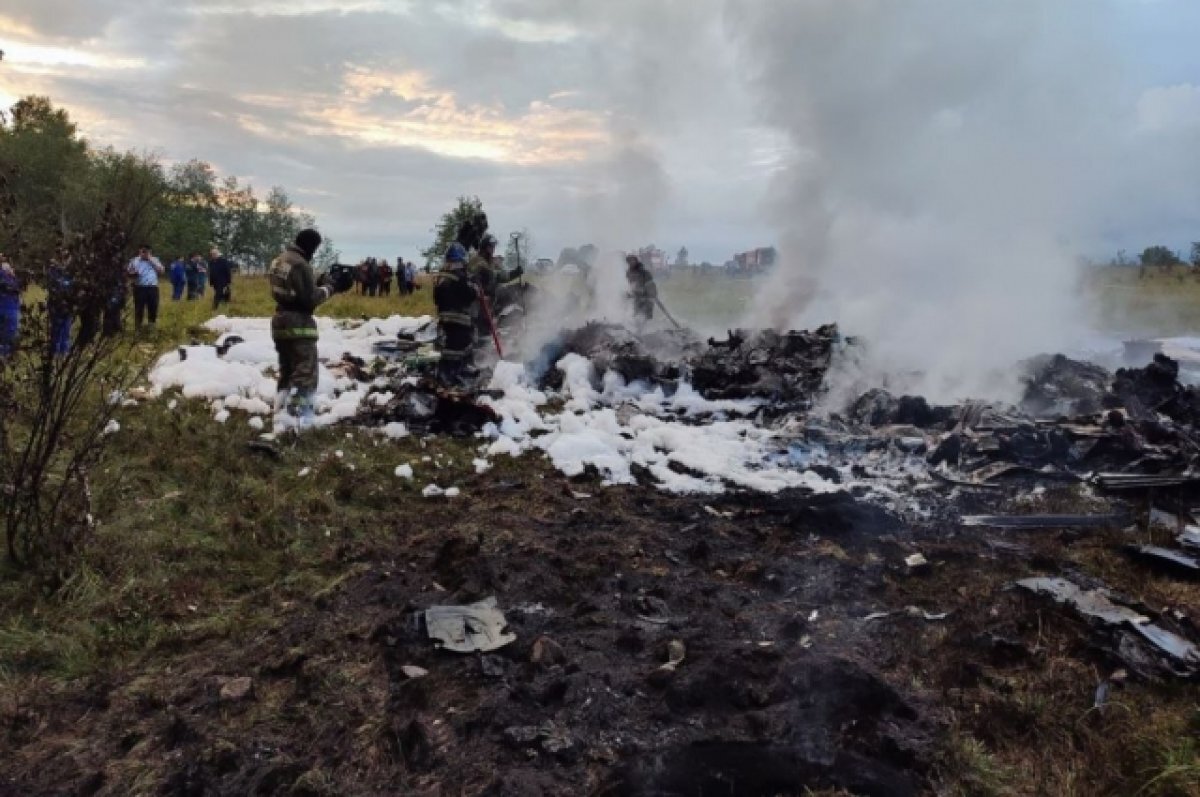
[295,67,608,164]
[0,39,146,71]
[190,0,403,17]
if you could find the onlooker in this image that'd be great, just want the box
[102,275,126,337]
[365,258,379,297]
[47,249,73,355]
[0,253,20,356]
[169,255,187,300]
[195,256,208,297]
[379,259,393,296]
[208,247,233,310]
[185,254,199,299]
[127,244,164,331]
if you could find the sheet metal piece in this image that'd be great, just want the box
[425,597,517,653]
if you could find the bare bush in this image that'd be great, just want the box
[0,175,144,582]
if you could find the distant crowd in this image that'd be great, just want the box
[0,243,234,356]
[349,258,419,297]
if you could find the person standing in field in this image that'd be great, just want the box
[269,229,347,429]
[195,256,208,297]
[208,247,233,310]
[405,260,417,295]
[185,253,201,299]
[0,253,20,356]
[47,248,74,355]
[127,244,164,331]
[169,255,187,301]
[365,258,380,297]
[379,259,393,296]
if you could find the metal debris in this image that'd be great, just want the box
[1123,545,1200,579]
[1016,577,1199,673]
[657,640,686,673]
[962,514,1128,529]
[425,597,516,653]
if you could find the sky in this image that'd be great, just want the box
[0,0,1198,267]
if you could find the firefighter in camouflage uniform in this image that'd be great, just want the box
[269,228,348,428]
[434,242,479,386]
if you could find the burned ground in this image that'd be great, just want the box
[2,420,1197,796]
[3,324,1200,796]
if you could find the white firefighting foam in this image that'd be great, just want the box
[145,315,840,495]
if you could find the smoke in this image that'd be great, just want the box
[726,0,1141,402]
[500,0,720,353]
[493,0,1199,403]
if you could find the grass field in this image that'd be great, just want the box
[1086,266,1200,336]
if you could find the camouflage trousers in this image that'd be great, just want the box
[274,337,319,393]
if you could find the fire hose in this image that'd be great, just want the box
[654,297,683,330]
[479,292,504,358]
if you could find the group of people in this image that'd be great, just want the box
[352,258,418,297]
[0,242,237,358]
[166,249,234,307]
[433,229,525,385]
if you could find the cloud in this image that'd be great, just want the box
[306,67,608,164]
[1137,84,1200,132]
[0,0,1197,280]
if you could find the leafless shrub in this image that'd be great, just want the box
[0,173,144,584]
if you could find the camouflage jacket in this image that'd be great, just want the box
[269,245,331,339]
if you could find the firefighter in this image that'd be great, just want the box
[625,254,657,326]
[434,242,479,386]
[269,228,347,429]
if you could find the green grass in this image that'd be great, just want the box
[1087,266,1200,336]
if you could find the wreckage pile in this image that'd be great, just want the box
[148,316,1200,502]
[534,322,842,411]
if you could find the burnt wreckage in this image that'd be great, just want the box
[356,323,1200,681]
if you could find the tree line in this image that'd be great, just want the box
[1104,244,1200,273]
[0,95,336,274]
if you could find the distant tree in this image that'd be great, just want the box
[1140,245,1180,270]
[1190,242,1200,268]
[313,237,340,271]
[676,246,689,268]
[212,176,257,266]
[156,159,217,260]
[422,195,484,268]
[86,149,167,251]
[0,96,91,255]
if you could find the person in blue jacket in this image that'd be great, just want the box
[47,249,73,355]
[0,252,19,356]
[169,255,187,300]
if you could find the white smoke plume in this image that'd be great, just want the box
[498,0,1198,403]
[726,0,1148,402]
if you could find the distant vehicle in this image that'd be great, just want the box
[559,264,581,276]
[534,258,555,273]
